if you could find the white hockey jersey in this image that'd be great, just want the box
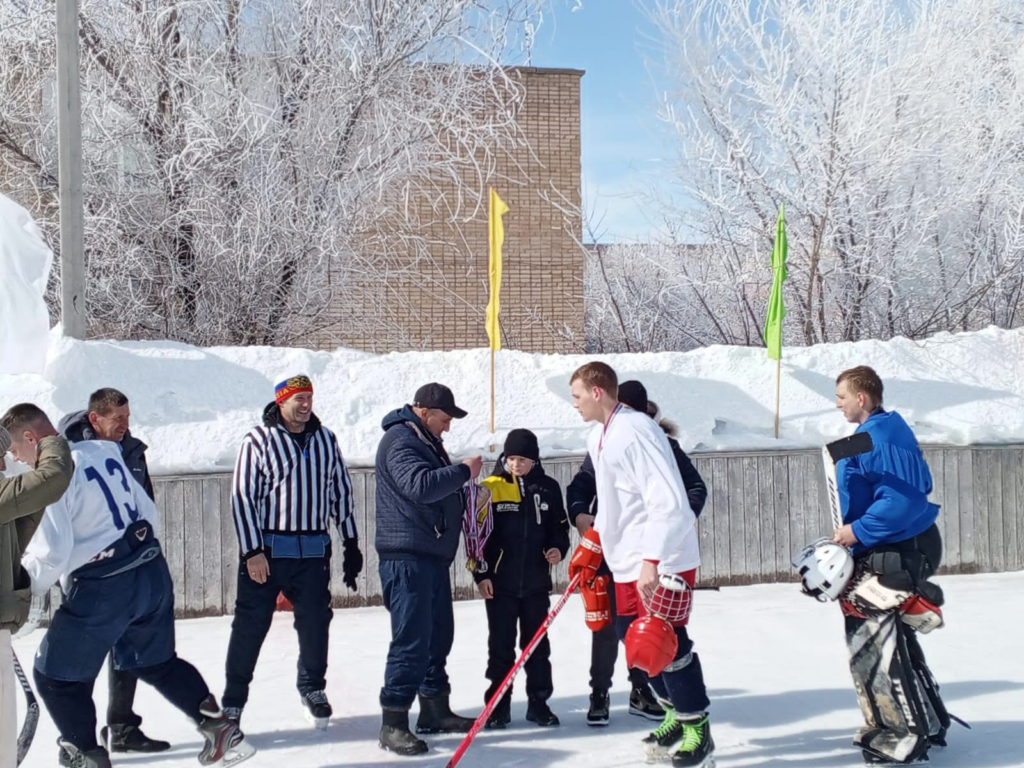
[22,440,158,595]
[588,405,700,581]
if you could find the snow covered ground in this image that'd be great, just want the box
[2,326,1024,474]
[12,572,1024,767]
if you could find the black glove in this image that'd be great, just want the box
[342,538,363,591]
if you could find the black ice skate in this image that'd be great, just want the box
[300,689,333,730]
[57,740,112,768]
[643,706,683,761]
[671,714,715,768]
[197,695,256,767]
[221,706,243,727]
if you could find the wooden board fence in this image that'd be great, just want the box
[84,445,1024,618]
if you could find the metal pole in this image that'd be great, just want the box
[56,0,86,339]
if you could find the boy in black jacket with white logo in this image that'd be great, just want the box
[474,429,570,729]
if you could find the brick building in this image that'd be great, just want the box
[308,67,585,354]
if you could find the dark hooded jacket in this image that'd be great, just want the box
[374,405,471,563]
[473,457,570,596]
[59,409,155,500]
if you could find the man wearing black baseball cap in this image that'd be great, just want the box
[374,383,482,756]
[412,382,468,419]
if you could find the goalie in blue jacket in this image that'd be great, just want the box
[833,368,952,766]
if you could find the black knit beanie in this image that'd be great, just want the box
[503,428,540,462]
[618,380,649,413]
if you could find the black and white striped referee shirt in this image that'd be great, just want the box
[231,410,356,557]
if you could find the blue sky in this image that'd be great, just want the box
[530,1,674,242]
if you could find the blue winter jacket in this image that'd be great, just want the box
[837,409,939,554]
[374,406,471,563]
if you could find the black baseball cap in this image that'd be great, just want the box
[413,383,468,419]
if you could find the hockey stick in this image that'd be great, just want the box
[12,649,39,766]
[445,573,583,768]
[822,432,874,529]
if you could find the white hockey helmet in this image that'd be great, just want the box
[792,538,855,601]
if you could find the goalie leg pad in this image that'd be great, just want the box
[903,629,952,742]
[846,613,939,762]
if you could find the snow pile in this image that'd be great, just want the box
[0,325,1023,473]
[0,193,53,375]
[13,572,1024,767]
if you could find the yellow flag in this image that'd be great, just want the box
[486,188,509,350]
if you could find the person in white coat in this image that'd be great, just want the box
[568,362,714,768]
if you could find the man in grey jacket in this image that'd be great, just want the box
[57,388,169,759]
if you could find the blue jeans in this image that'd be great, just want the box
[379,559,454,709]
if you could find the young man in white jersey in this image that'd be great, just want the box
[2,404,253,768]
[567,363,714,768]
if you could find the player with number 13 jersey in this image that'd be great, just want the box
[22,436,255,768]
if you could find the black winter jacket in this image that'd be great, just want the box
[566,432,706,526]
[474,458,570,597]
[374,405,471,563]
[59,409,155,501]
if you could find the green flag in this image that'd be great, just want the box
[765,204,788,360]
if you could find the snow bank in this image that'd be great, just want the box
[0,193,53,374]
[1,325,1022,474]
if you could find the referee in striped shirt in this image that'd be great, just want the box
[223,375,362,730]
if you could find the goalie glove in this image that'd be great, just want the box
[580,574,611,632]
[900,594,944,634]
[568,528,603,586]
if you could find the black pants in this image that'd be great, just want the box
[37,655,208,751]
[107,662,142,728]
[590,581,649,693]
[485,592,552,702]
[223,553,333,709]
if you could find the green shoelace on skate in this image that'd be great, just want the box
[678,716,708,752]
[651,708,679,739]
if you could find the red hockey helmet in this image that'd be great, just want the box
[624,615,678,676]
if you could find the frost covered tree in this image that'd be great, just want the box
[623,0,1024,351]
[0,0,545,345]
